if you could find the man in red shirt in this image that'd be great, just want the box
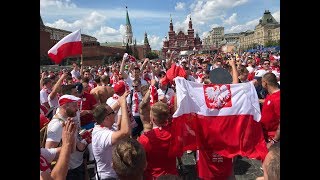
[260,72,280,148]
[74,82,98,130]
[138,102,178,179]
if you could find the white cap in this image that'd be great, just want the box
[58,95,81,106]
[254,69,267,78]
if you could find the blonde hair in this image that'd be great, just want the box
[151,102,169,124]
[112,138,146,179]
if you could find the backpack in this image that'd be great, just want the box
[40,115,63,148]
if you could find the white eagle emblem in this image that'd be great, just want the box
[204,85,231,109]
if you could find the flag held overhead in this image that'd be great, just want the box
[48,29,82,64]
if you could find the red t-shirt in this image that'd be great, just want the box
[260,90,280,140]
[138,124,178,180]
[197,150,233,180]
[80,92,98,126]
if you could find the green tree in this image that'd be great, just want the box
[40,55,54,65]
[146,51,159,59]
[264,40,279,47]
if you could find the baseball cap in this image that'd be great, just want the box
[58,95,81,107]
[254,69,267,78]
[113,81,126,95]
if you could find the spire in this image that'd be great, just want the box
[144,32,149,45]
[169,14,173,31]
[124,6,133,45]
[188,14,193,29]
[134,38,137,45]
[126,6,131,26]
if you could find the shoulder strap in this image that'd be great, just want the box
[165,86,169,95]
[129,89,134,108]
[51,115,64,148]
[94,157,101,180]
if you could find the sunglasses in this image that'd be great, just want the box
[132,85,140,88]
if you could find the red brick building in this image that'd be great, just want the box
[162,16,202,57]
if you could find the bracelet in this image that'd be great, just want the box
[271,138,278,143]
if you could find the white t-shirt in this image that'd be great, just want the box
[157,87,175,104]
[41,148,57,164]
[40,148,57,175]
[46,114,84,170]
[246,66,255,74]
[40,89,50,105]
[92,124,117,179]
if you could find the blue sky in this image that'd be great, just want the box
[40,0,280,50]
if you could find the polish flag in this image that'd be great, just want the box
[164,63,187,83]
[48,29,82,64]
[169,77,268,160]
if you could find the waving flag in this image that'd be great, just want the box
[169,77,267,160]
[48,29,82,64]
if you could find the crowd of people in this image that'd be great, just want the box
[40,50,280,180]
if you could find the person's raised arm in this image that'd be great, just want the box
[140,58,149,72]
[40,72,47,90]
[119,53,129,79]
[166,51,177,69]
[48,73,67,100]
[228,57,239,84]
[50,120,76,180]
[111,91,131,145]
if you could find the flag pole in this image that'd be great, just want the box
[80,54,83,75]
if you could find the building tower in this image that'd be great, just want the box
[125,6,133,45]
[143,32,151,57]
[187,15,195,49]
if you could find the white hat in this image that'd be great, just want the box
[254,69,267,78]
[58,95,81,107]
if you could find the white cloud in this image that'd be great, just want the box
[210,24,220,29]
[173,15,190,34]
[40,0,76,9]
[140,34,162,50]
[226,18,258,33]
[225,10,280,33]
[45,11,106,31]
[272,10,280,22]
[92,25,125,43]
[175,2,186,11]
[223,13,237,25]
[189,0,248,26]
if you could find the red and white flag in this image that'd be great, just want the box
[48,29,82,64]
[169,77,268,160]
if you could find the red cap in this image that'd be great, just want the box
[113,81,126,95]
